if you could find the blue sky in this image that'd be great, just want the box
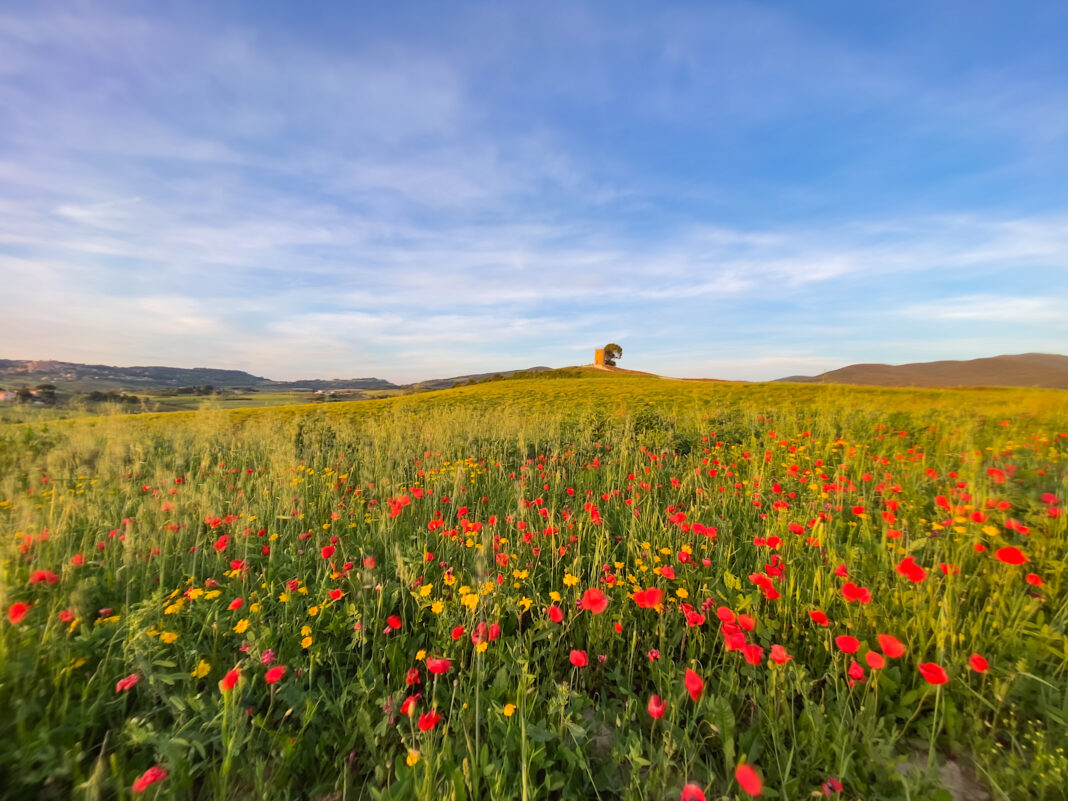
[2,0,1066,382]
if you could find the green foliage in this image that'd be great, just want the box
[0,377,1066,800]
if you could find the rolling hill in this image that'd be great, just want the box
[776,353,1068,389]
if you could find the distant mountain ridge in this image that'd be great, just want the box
[0,359,552,393]
[776,353,1068,389]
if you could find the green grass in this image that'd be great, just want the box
[1,375,1066,800]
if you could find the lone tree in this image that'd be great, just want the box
[603,343,622,367]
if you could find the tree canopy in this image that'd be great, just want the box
[603,343,622,367]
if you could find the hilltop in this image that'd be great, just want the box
[776,353,1068,389]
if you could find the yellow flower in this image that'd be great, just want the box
[203,590,221,600]
[503,703,516,717]
[563,574,579,587]
[676,588,689,599]
[192,659,211,678]
[419,584,433,598]
[431,600,444,614]
[164,602,183,615]
[982,525,999,537]
[160,631,179,644]
[476,641,488,653]
[549,591,562,603]
[519,597,532,611]
[234,619,250,634]
[308,605,320,617]
[249,602,261,614]
[481,581,494,596]
[416,649,426,661]
[406,749,421,767]
[187,588,204,600]
[301,636,313,649]
[443,573,456,586]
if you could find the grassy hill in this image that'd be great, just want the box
[777,352,1068,389]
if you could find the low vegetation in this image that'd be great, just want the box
[1,375,1066,800]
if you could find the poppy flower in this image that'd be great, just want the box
[579,588,609,614]
[684,668,704,701]
[265,666,287,684]
[363,556,376,569]
[658,566,676,580]
[7,602,30,624]
[228,597,244,610]
[865,652,886,670]
[320,545,335,559]
[132,765,169,794]
[570,649,588,667]
[547,605,564,623]
[400,693,421,715]
[809,610,829,627]
[994,547,1027,565]
[835,635,860,654]
[219,668,240,692]
[451,625,466,640]
[680,783,706,801]
[632,587,664,610]
[426,657,452,674]
[896,556,927,583]
[918,662,948,685]
[328,589,344,601]
[735,763,763,796]
[770,644,792,664]
[1025,573,1043,586]
[841,582,871,604]
[737,614,755,632]
[742,644,764,666]
[847,660,866,682]
[386,615,402,630]
[405,667,421,685]
[417,710,441,731]
[969,654,989,673]
[115,673,140,693]
[877,634,906,658]
[647,694,666,719]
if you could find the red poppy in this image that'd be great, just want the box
[228,597,244,611]
[735,763,763,796]
[742,644,764,666]
[877,634,906,658]
[994,547,1027,565]
[426,657,452,674]
[7,602,30,624]
[405,667,421,685]
[579,588,609,614]
[647,694,666,719]
[58,609,74,622]
[841,582,871,604]
[658,566,676,580]
[737,614,755,632]
[570,650,589,667]
[386,615,402,629]
[321,545,335,559]
[219,668,240,692]
[363,556,376,569]
[1025,573,1043,586]
[770,644,792,664]
[328,589,344,601]
[417,710,441,731]
[451,625,466,640]
[918,662,948,685]
[547,605,564,623]
[969,654,989,673]
[809,610,829,627]
[29,569,59,585]
[865,652,886,670]
[265,666,287,684]
[400,693,421,715]
[684,668,704,702]
[632,587,664,610]
[132,765,169,794]
[115,673,140,693]
[848,660,866,683]
[680,783,706,801]
[835,635,860,654]
[896,556,927,583]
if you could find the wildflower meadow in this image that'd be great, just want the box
[1,375,1066,800]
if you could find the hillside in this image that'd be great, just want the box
[777,353,1068,389]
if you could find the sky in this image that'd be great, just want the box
[1,0,1067,382]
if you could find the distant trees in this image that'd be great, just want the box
[603,343,622,367]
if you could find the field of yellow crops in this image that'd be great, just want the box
[1,375,1066,800]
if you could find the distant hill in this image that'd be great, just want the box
[0,359,275,390]
[776,353,1068,389]
[0,359,552,394]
